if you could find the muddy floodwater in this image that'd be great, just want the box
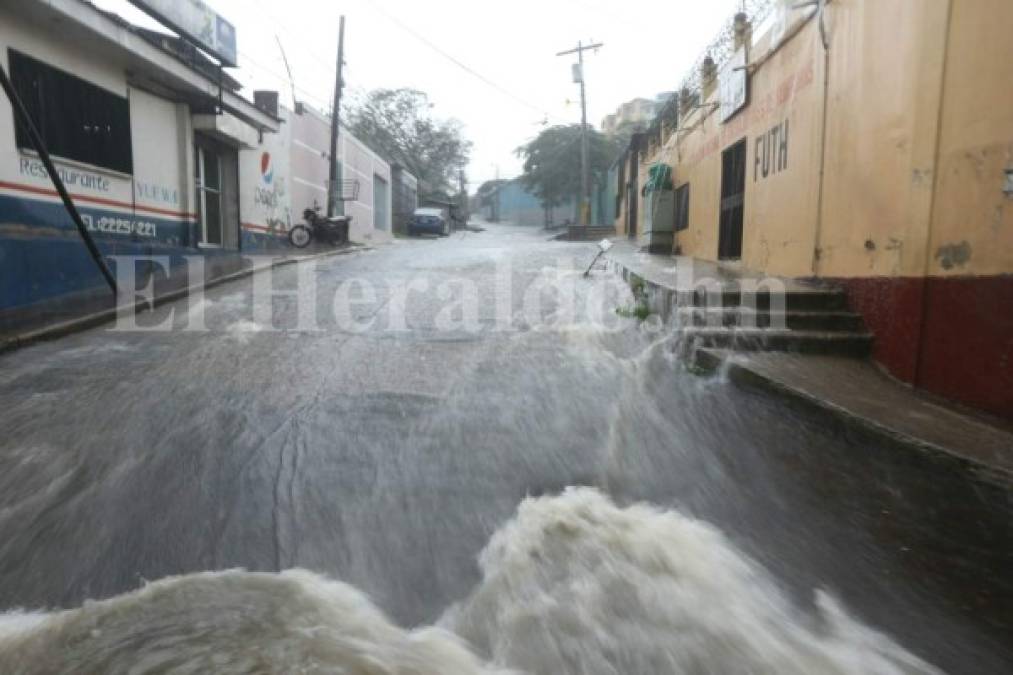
[0,225,1009,674]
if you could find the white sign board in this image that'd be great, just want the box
[129,0,237,67]
[719,48,748,123]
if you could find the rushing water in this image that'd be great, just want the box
[0,488,940,675]
[0,227,1008,673]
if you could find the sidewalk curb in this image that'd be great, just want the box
[607,250,1012,487]
[693,348,1012,488]
[0,246,367,356]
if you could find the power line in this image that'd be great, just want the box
[361,0,566,124]
[248,0,565,125]
[249,0,339,74]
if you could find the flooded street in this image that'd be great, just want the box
[0,224,1009,674]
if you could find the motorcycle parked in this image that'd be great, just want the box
[288,206,351,248]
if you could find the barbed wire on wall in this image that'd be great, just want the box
[647,0,778,143]
[676,0,777,100]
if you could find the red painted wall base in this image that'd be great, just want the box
[835,275,1013,421]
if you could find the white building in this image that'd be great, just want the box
[284,104,393,245]
[0,0,406,333]
[0,0,278,328]
[601,97,662,134]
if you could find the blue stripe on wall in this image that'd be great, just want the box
[0,194,285,311]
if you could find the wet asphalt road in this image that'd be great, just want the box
[0,224,1009,673]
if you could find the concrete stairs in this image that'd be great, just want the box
[676,307,866,332]
[681,327,872,356]
[671,286,873,357]
[605,244,873,358]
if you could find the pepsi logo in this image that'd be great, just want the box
[260,152,274,185]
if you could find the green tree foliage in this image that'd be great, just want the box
[346,88,472,196]
[476,179,507,208]
[516,124,620,209]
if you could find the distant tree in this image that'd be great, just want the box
[516,125,620,214]
[476,179,507,207]
[475,179,508,221]
[346,88,472,196]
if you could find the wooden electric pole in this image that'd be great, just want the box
[327,15,346,217]
[557,40,602,227]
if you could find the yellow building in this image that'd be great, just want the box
[616,0,1013,419]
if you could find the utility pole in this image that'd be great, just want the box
[327,15,346,218]
[557,40,602,227]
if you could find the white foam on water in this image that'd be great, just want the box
[186,298,214,323]
[444,488,941,675]
[216,292,247,306]
[225,320,266,344]
[0,490,940,675]
[0,570,514,675]
[0,613,48,642]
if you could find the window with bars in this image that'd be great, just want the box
[8,49,133,174]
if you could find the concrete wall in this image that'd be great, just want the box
[239,107,292,249]
[825,0,1013,418]
[286,105,392,244]
[340,126,392,242]
[0,13,399,332]
[484,180,575,227]
[640,0,1013,418]
[649,0,1012,281]
[129,88,193,243]
[0,9,189,238]
[0,3,281,333]
[815,0,948,279]
[288,104,331,223]
[0,6,196,325]
[644,7,824,275]
[909,0,1013,416]
[928,0,1013,278]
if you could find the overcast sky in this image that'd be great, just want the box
[93,0,739,188]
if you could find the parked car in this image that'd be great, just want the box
[408,207,450,237]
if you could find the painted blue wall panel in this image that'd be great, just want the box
[0,193,220,313]
[488,180,576,227]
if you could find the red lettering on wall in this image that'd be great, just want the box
[678,57,815,168]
